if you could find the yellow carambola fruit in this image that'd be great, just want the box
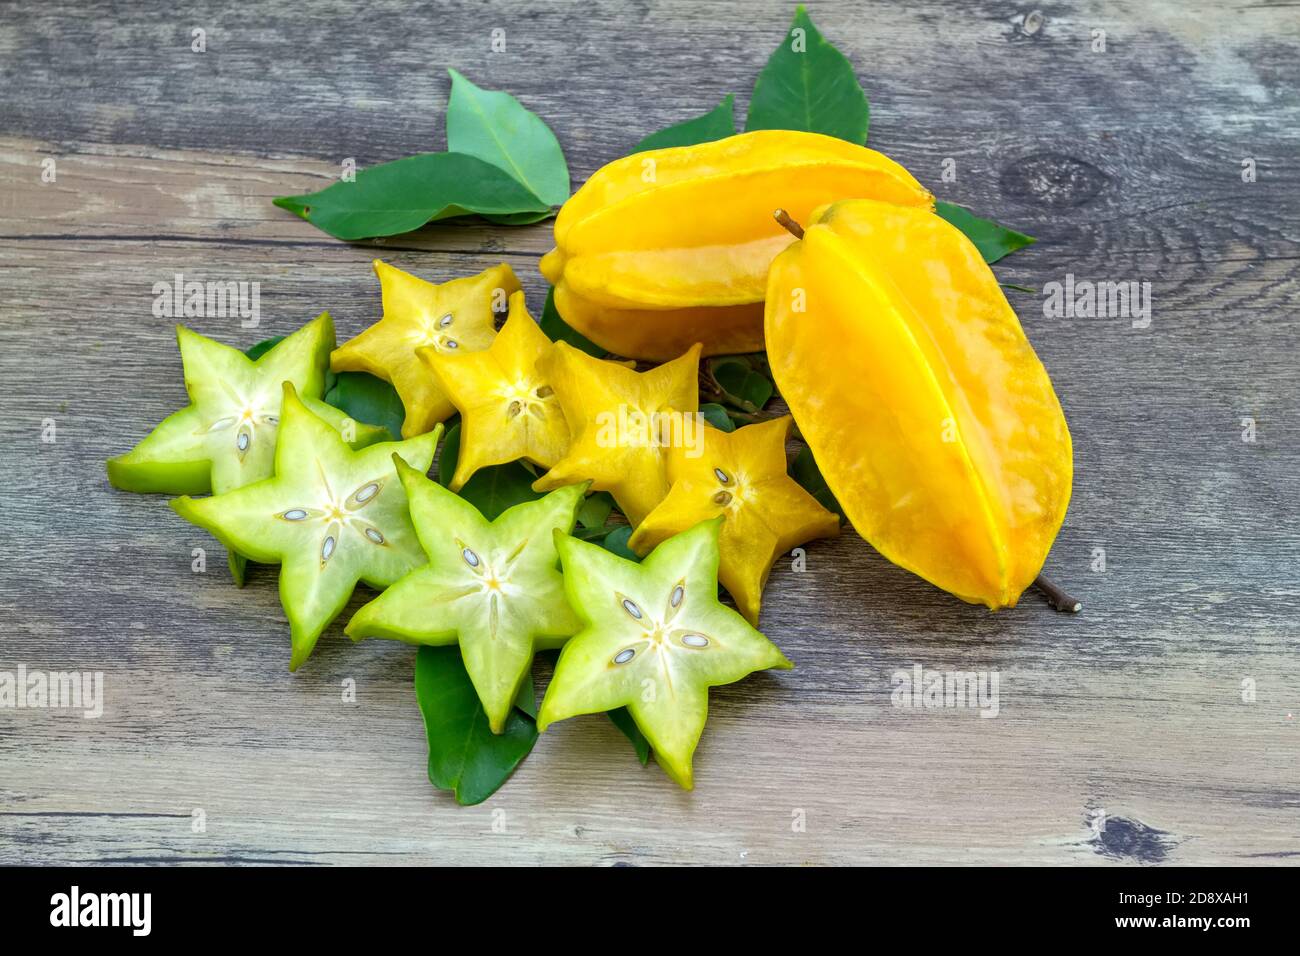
[541,130,933,360]
[332,260,521,438]
[765,200,1072,609]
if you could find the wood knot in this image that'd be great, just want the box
[1000,152,1108,208]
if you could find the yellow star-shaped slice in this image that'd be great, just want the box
[420,290,570,491]
[331,260,521,438]
[531,341,702,526]
[629,416,840,624]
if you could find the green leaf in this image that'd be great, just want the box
[606,707,652,765]
[272,152,549,241]
[323,371,404,442]
[415,645,538,806]
[699,403,737,433]
[245,336,285,361]
[539,286,604,357]
[633,94,736,153]
[745,5,870,144]
[577,491,616,530]
[600,525,639,561]
[446,68,570,208]
[935,201,1036,264]
[710,356,774,411]
[1000,282,1038,294]
[790,444,843,521]
[439,422,542,520]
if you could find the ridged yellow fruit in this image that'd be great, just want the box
[765,200,1072,608]
[541,130,933,360]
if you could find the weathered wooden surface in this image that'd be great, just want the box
[1,0,1297,866]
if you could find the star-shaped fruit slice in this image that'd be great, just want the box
[531,340,702,526]
[170,383,440,670]
[347,466,585,733]
[630,416,839,624]
[331,260,521,438]
[420,290,570,491]
[538,517,792,789]
[107,312,385,496]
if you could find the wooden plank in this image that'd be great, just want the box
[0,0,1298,865]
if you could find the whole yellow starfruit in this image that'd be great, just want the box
[540,130,933,360]
[765,200,1072,609]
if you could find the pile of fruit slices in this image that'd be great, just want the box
[108,128,1073,795]
[108,258,831,792]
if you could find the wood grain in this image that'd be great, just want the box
[1,0,1297,866]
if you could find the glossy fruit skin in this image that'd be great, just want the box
[540,129,933,360]
[765,200,1072,608]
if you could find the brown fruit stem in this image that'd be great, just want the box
[1034,574,1081,613]
[773,208,805,238]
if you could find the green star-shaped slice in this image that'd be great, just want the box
[538,516,793,789]
[107,314,387,583]
[170,383,440,670]
[347,466,585,733]
[108,313,385,495]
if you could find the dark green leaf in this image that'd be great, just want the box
[415,645,538,806]
[539,286,604,356]
[445,68,570,208]
[606,707,652,765]
[699,403,737,433]
[245,336,285,361]
[272,152,549,241]
[323,371,404,442]
[577,491,616,529]
[1000,282,1038,294]
[935,201,1036,264]
[439,422,542,520]
[633,94,736,153]
[745,5,870,144]
[790,444,843,521]
[600,525,639,562]
[710,356,774,411]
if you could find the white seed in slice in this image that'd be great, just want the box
[462,547,480,568]
[621,598,643,620]
[263,415,279,426]
[681,634,709,648]
[281,509,308,521]
[321,535,336,562]
[670,585,684,608]
[714,467,731,484]
[236,431,251,452]
[354,482,379,503]
[364,527,385,544]
[444,339,459,349]
[439,313,453,328]
[613,649,636,664]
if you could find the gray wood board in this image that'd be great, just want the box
[0,0,1297,865]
